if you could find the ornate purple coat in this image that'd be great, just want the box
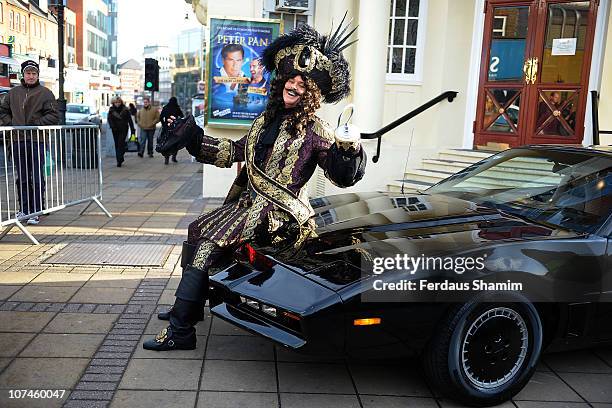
[188,114,366,248]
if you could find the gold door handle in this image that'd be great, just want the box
[530,57,538,85]
[523,57,538,85]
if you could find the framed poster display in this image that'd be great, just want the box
[206,17,282,128]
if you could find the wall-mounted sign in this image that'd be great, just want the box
[552,38,577,56]
[206,17,281,128]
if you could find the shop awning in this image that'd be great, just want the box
[0,56,20,67]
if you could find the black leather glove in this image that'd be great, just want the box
[155,114,202,156]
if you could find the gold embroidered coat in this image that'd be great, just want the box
[188,114,366,248]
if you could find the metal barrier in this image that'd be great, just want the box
[0,125,112,244]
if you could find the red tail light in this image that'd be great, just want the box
[235,244,274,270]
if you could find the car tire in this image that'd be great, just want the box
[423,293,542,407]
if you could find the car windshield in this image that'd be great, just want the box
[67,105,90,114]
[427,148,612,234]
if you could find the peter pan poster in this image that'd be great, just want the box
[207,17,281,127]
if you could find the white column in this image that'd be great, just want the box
[315,0,358,126]
[353,0,391,133]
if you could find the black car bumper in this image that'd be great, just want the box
[209,262,346,355]
[212,303,306,349]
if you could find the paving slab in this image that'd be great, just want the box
[44,313,120,334]
[0,311,56,332]
[514,371,583,402]
[197,391,278,408]
[278,362,355,394]
[0,285,22,301]
[70,287,135,304]
[111,390,197,408]
[210,316,253,336]
[205,334,274,361]
[0,332,36,357]
[362,396,439,408]
[593,347,612,367]
[349,362,432,397]
[275,346,345,364]
[200,360,276,392]
[545,350,612,374]
[19,333,105,358]
[0,357,89,389]
[558,373,612,403]
[119,358,202,390]
[281,393,360,408]
[0,358,10,372]
[0,272,38,285]
[86,275,144,288]
[9,285,79,302]
[158,288,175,305]
[30,272,93,287]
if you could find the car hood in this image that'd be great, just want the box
[264,191,579,290]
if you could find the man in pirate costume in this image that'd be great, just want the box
[144,21,365,351]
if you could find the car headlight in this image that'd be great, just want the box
[261,304,277,317]
[245,299,260,310]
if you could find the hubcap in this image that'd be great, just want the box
[461,307,529,389]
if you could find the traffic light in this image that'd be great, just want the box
[144,58,159,92]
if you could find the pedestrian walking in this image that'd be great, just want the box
[0,60,59,225]
[107,96,135,167]
[159,97,183,164]
[136,97,160,158]
[128,102,137,117]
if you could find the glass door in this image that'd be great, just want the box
[526,0,598,145]
[475,0,598,148]
[474,1,538,148]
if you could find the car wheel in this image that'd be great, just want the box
[423,293,542,407]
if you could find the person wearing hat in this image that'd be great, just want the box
[146,20,365,351]
[0,60,59,224]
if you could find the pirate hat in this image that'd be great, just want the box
[261,13,357,104]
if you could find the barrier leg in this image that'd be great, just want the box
[79,197,112,218]
[0,221,40,245]
[93,197,113,218]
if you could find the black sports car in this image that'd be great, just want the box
[209,145,612,407]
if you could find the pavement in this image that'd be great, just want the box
[0,152,611,408]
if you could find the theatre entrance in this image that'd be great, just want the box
[474,0,599,148]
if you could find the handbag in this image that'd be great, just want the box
[126,133,140,152]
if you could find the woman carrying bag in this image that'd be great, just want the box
[108,97,136,167]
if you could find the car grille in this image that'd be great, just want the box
[210,285,303,335]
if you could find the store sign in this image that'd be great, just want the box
[489,39,526,81]
[206,17,281,128]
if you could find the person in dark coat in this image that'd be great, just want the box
[128,103,137,117]
[159,97,183,164]
[0,60,58,224]
[107,97,135,167]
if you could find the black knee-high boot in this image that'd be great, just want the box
[157,241,205,321]
[143,265,207,351]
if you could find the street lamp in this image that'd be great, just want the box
[49,0,67,125]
